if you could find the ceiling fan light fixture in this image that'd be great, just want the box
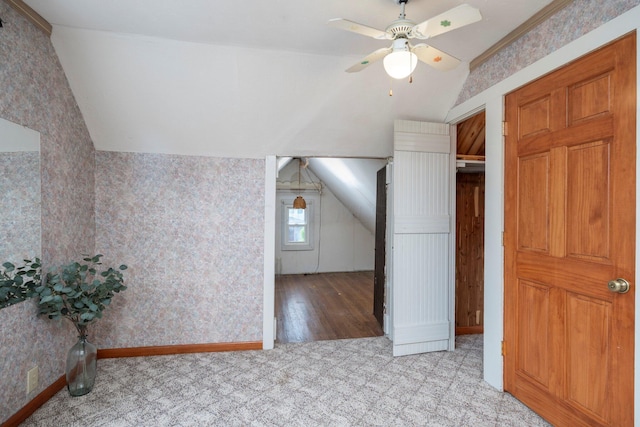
[383,39,417,79]
[329,2,480,78]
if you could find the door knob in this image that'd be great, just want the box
[608,278,630,294]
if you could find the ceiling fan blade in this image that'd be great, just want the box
[412,44,460,71]
[412,4,481,39]
[346,47,391,73]
[327,18,388,40]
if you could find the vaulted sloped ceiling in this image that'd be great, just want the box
[457,111,485,157]
[22,0,554,159]
[48,26,468,159]
[307,158,387,234]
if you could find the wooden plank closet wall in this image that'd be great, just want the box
[455,173,485,334]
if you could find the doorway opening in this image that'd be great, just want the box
[455,111,486,336]
[274,157,386,344]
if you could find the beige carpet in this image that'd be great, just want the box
[21,335,549,426]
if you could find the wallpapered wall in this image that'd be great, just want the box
[456,0,640,105]
[0,4,265,421]
[0,151,40,263]
[0,2,97,424]
[92,152,265,348]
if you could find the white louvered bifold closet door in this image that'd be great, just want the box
[391,120,454,357]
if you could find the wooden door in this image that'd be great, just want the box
[504,34,636,426]
[373,166,387,328]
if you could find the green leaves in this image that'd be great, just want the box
[2,254,127,330]
[33,254,128,328]
[0,258,42,309]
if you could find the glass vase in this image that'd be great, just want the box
[66,325,97,397]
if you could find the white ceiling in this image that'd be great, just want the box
[23,0,553,158]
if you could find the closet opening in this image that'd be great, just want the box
[455,111,485,336]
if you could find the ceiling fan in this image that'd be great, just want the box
[328,0,482,79]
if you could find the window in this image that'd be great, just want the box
[281,199,313,251]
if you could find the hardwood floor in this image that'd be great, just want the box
[275,271,384,343]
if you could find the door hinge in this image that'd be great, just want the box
[502,121,508,136]
[501,340,506,356]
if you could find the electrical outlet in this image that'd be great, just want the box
[27,366,38,394]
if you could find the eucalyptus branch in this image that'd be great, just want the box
[35,254,127,331]
[0,258,41,309]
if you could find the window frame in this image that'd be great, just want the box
[280,199,314,251]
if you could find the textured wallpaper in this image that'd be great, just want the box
[0,3,96,424]
[456,0,640,104]
[0,151,40,263]
[93,152,265,348]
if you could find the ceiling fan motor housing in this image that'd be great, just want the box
[386,19,416,39]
